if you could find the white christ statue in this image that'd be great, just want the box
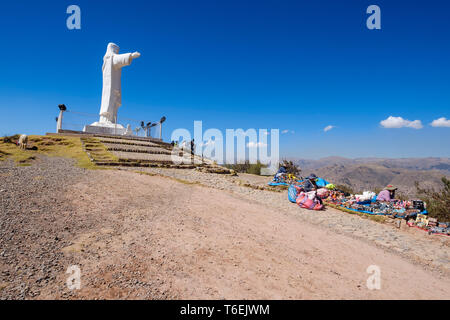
[84,42,140,134]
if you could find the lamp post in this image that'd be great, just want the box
[146,122,152,137]
[159,116,166,140]
[56,104,67,133]
[150,123,157,138]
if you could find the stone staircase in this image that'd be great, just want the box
[80,134,233,173]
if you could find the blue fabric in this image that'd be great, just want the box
[338,205,428,218]
[288,185,298,203]
[408,210,428,218]
[268,182,289,186]
[276,167,287,174]
[315,178,330,188]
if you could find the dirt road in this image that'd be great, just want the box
[1,157,449,299]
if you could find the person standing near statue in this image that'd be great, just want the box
[190,139,195,162]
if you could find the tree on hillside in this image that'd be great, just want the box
[415,177,450,221]
[279,159,301,176]
[335,184,358,196]
[223,160,266,175]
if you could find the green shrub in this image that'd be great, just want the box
[224,160,266,175]
[335,184,358,195]
[279,159,301,176]
[415,177,450,222]
[2,134,20,144]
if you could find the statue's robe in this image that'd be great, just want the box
[99,52,133,124]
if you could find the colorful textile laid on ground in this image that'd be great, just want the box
[268,172,302,186]
[280,172,450,236]
[325,191,427,218]
[268,166,310,187]
[407,214,450,236]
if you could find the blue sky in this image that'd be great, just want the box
[0,0,449,159]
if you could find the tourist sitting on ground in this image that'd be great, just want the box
[377,185,397,202]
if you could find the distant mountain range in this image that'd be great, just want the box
[290,157,450,197]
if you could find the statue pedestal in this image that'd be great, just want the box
[83,121,127,136]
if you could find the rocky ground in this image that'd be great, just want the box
[129,167,450,273]
[0,156,449,299]
[0,157,91,299]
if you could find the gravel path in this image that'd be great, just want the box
[0,157,449,299]
[125,167,450,275]
[0,157,94,299]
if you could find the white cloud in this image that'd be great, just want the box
[324,125,335,132]
[380,116,423,129]
[247,141,267,148]
[431,117,450,128]
[281,130,289,134]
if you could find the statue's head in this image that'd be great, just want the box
[106,43,119,55]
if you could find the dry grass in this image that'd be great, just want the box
[81,137,118,163]
[134,170,201,186]
[326,202,387,224]
[235,179,285,193]
[0,135,111,169]
[0,282,8,291]
[0,138,36,165]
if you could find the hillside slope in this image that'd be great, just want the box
[313,164,447,197]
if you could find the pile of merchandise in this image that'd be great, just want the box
[325,192,427,218]
[268,167,303,186]
[275,170,450,236]
[407,214,450,236]
[285,175,334,211]
[288,186,324,211]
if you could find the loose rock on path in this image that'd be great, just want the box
[0,157,449,299]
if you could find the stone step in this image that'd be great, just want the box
[93,134,171,147]
[93,161,197,169]
[85,148,106,152]
[103,143,173,155]
[111,151,193,164]
[97,137,162,147]
[78,134,230,173]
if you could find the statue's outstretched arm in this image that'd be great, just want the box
[113,52,141,68]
